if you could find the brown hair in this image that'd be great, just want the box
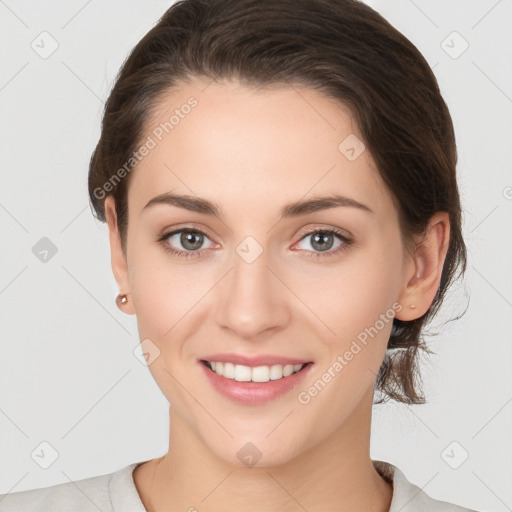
[88,0,467,404]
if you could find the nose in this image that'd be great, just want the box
[215,248,291,341]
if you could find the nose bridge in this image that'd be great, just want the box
[216,236,289,338]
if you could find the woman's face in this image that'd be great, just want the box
[105,78,421,467]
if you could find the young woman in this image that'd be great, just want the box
[0,0,479,510]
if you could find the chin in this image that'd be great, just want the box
[207,434,305,469]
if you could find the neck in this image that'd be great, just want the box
[133,387,393,512]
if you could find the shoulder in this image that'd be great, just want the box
[0,462,143,512]
[0,472,113,512]
[373,460,481,512]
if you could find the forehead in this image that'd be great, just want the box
[128,78,392,220]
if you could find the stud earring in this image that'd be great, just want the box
[116,293,128,308]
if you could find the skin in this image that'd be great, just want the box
[104,77,450,512]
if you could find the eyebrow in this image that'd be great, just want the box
[142,192,374,219]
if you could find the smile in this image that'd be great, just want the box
[200,360,313,405]
[203,360,305,382]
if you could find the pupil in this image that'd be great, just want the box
[312,233,333,252]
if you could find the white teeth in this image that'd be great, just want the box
[223,362,235,379]
[283,364,294,377]
[234,364,252,382]
[251,366,270,383]
[207,361,305,382]
[269,364,283,380]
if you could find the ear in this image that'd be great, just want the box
[395,211,451,321]
[105,195,135,315]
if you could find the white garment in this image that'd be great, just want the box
[0,459,479,511]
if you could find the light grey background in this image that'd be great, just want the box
[0,1,511,511]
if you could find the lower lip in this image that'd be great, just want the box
[199,361,313,405]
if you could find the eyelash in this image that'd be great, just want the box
[156,226,353,260]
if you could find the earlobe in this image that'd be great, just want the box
[395,212,450,321]
[105,196,135,315]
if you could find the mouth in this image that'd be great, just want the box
[199,358,314,405]
[201,360,311,382]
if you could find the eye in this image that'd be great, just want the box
[293,228,353,259]
[157,227,215,259]
[157,226,353,260]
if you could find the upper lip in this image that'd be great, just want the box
[200,353,312,367]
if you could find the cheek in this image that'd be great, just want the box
[294,243,401,400]
[127,246,211,344]
[302,251,399,341]
[294,272,397,430]
[126,242,174,336]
